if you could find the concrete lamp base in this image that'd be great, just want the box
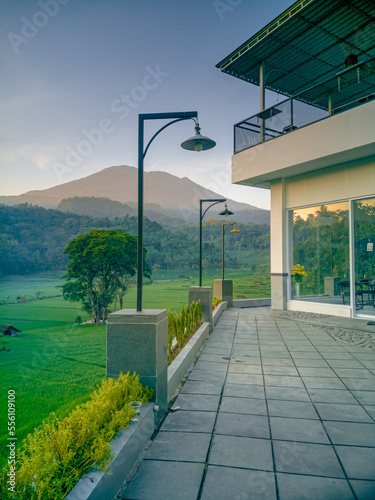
[189,286,212,331]
[214,279,233,308]
[107,309,168,427]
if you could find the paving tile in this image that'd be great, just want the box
[293,358,330,368]
[201,466,276,500]
[161,410,216,433]
[321,353,355,360]
[188,369,226,385]
[122,460,204,500]
[264,375,305,388]
[220,396,267,415]
[267,400,318,419]
[259,351,292,358]
[270,416,329,443]
[342,378,375,391]
[173,393,221,412]
[274,441,345,477]
[297,367,337,377]
[228,364,262,374]
[288,346,318,352]
[265,386,310,402]
[262,366,299,376]
[351,391,375,405]
[324,421,375,446]
[145,431,211,462]
[302,376,346,390]
[288,352,323,359]
[364,405,375,419]
[262,357,294,366]
[315,402,374,422]
[194,360,228,373]
[277,473,354,500]
[180,380,222,395]
[349,480,375,499]
[198,353,230,363]
[209,434,273,471]
[308,388,358,404]
[226,373,264,386]
[361,360,375,369]
[223,383,265,399]
[215,412,270,439]
[204,346,231,355]
[335,446,375,479]
[327,359,364,368]
[333,368,375,379]
[230,354,261,365]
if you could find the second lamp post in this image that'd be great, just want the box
[199,200,233,287]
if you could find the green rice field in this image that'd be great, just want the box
[0,266,270,467]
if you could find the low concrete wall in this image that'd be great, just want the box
[65,403,155,500]
[233,298,271,308]
[212,301,227,326]
[167,322,210,401]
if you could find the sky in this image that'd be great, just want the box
[0,0,294,210]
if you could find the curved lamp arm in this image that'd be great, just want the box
[143,116,193,159]
[201,199,225,220]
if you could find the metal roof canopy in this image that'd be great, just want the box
[216,0,375,106]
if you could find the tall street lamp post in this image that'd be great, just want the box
[199,200,233,287]
[137,112,216,311]
[222,222,239,280]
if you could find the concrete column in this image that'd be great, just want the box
[270,179,288,310]
[213,279,233,307]
[189,286,212,331]
[107,309,168,426]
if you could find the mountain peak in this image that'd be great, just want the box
[0,165,267,216]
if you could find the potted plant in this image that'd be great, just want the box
[291,264,307,299]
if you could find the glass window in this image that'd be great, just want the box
[290,202,349,304]
[354,197,375,316]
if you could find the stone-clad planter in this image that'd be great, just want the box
[65,403,155,500]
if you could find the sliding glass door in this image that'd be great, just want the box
[353,197,375,317]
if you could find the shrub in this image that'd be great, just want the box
[74,315,82,324]
[167,301,202,361]
[0,372,153,500]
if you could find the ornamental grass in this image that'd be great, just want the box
[0,372,153,500]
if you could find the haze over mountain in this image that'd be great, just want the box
[0,165,269,224]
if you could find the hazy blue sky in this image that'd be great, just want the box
[1,0,293,209]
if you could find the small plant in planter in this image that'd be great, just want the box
[291,264,307,299]
[212,296,222,311]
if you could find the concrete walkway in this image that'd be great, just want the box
[121,308,375,500]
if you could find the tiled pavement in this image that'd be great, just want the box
[121,308,375,500]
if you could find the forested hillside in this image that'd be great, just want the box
[0,204,270,276]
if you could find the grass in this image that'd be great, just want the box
[0,262,270,467]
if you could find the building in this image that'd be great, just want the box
[216,0,375,319]
[0,325,20,337]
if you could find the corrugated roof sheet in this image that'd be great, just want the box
[216,0,375,104]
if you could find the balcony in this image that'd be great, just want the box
[234,57,375,155]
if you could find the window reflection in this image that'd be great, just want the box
[291,202,349,304]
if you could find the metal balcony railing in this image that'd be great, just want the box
[234,57,375,154]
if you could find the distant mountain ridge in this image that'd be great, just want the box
[0,165,270,224]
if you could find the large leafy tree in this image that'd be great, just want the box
[61,229,151,323]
